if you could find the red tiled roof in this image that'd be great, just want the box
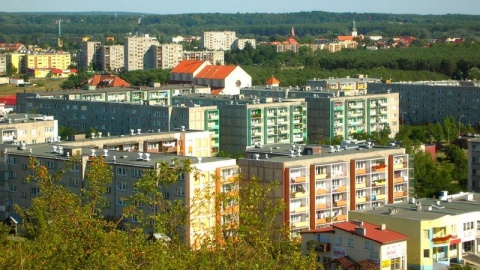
[331,256,358,269]
[211,89,224,95]
[338,36,355,41]
[84,75,130,88]
[0,95,16,106]
[195,65,236,80]
[285,37,299,45]
[332,221,409,244]
[266,76,280,85]
[171,60,206,74]
[358,260,380,270]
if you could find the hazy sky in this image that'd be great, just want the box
[3,0,480,15]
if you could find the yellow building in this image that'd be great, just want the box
[6,53,25,74]
[25,52,71,70]
[349,195,480,270]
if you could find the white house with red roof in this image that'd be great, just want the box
[301,220,408,270]
[170,60,251,95]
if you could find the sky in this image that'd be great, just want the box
[3,0,480,15]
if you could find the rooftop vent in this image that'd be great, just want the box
[144,153,150,161]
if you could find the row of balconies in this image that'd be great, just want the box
[315,185,348,195]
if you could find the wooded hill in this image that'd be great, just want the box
[0,11,479,44]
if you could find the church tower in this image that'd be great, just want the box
[351,19,357,37]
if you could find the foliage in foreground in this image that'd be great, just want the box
[0,156,317,269]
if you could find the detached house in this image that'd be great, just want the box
[170,60,251,95]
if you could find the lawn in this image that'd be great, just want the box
[0,78,66,96]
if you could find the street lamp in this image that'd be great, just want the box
[458,115,464,139]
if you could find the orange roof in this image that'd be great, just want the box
[171,60,206,74]
[266,76,280,85]
[338,36,354,41]
[211,89,224,95]
[195,65,236,80]
[285,37,299,45]
[84,75,130,88]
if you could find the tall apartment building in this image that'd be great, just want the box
[239,143,409,238]
[124,35,160,71]
[368,80,480,125]
[151,44,183,69]
[183,51,224,65]
[202,31,236,51]
[0,114,58,144]
[25,52,71,70]
[6,53,25,74]
[1,143,239,246]
[101,45,124,72]
[219,100,307,154]
[306,92,400,141]
[78,41,101,70]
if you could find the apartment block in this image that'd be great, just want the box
[6,53,26,74]
[369,80,480,125]
[306,75,381,94]
[239,143,408,238]
[101,45,124,72]
[468,138,480,192]
[306,92,400,141]
[183,51,224,65]
[301,221,408,269]
[233,39,256,50]
[151,44,183,69]
[0,54,6,75]
[350,194,480,270]
[0,114,58,144]
[78,41,101,70]
[202,31,236,51]
[124,35,160,71]
[25,52,71,70]
[0,142,239,247]
[220,100,307,154]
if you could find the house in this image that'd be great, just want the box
[301,220,408,269]
[170,60,251,95]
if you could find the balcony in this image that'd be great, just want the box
[315,189,328,195]
[372,180,386,187]
[394,191,407,197]
[315,203,328,210]
[372,164,387,172]
[333,185,347,192]
[356,197,367,203]
[356,182,366,189]
[394,162,407,169]
[292,205,308,213]
[315,218,327,225]
[355,168,367,174]
[291,221,308,229]
[371,194,386,201]
[306,241,330,252]
[334,200,347,207]
[394,177,405,184]
[291,192,307,198]
[292,176,306,183]
[315,173,328,180]
[335,215,347,221]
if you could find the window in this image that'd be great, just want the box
[71,163,80,172]
[117,182,128,191]
[117,197,126,205]
[336,236,342,246]
[347,237,354,247]
[8,171,17,179]
[423,249,430,258]
[364,240,373,250]
[116,167,127,176]
[423,230,430,239]
[8,184,17,192]
[106,186,112,194]
[46,160,55,169]
[69,178,80,187]
[131,169,143,178]
[175,187,185,196]
[162,191,170,199]
[31,187,40,195]
[7,156,17,165]
[464,221,474,230]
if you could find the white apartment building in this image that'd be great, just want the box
[152,44,183,69]
[101,45,124,72]
[202,31,236,51]
[124,35,160,71]
[78,41,101,70]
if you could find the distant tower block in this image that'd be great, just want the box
[351,19,357,37]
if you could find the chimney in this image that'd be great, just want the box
[103,149,108,157]
[355,227,366,236]
[144,153,150,161]
[380,224,386,230]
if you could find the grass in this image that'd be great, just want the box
[0,78,66,96]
